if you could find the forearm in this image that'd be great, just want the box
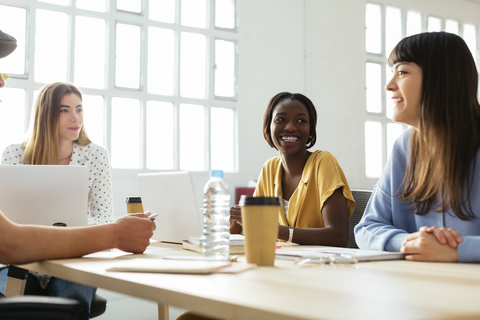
[277,225,347,246]
[0,221,116,265]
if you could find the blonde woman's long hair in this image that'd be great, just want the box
[23,82,91,164]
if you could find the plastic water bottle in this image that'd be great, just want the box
[202,170,230,259]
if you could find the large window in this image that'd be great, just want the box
[0,0,238,172]
[364,2,478,178]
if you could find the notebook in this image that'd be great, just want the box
[107,258,231,274]
[0,164,89,227]
[275,247,405,262]
[137,171,203,243]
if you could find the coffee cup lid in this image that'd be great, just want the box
[239,196,281,206]
[125,196,142,203]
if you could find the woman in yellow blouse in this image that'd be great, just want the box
[231,92,355,245]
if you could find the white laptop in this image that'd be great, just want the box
[137,171,203,243]
[0,165,89,227]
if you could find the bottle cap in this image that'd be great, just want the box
[239,196,281,206]
[210,170,224,179]
[125,196,142,203]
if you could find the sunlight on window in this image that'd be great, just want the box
[215,0,236,29]
[366,63,382,113]
[117,0,142,13]
[181,0,206,28]
[0,88,26,154]
[39,0,68,5]
[385,7,402,58]
[386,123,404,160]
[365,121,382,178]
[179,104,205,171]
[76,0,107,12]
[445,19,459,35]
[463,24,477,63]
[428,16,442,32]
[215,40,235,98]
[146,101,174,170]
[180,33,206,99]
[75,16,106,89]
[111,98,140,169]
[406,11,422,37]
[0,5,26,75]
[366,3,382,54]
[148,28,174,96]
[211,107,234,172]
[35,9,68,83]
[149,0,175,23]
[115,24,141,89]
[82,95,105,147]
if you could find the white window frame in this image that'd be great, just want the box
[0,0,239,173]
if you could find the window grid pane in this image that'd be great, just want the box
[35,9,68,83]
[366,3,382,54]
[180,32,206,99]
[406,11,422,37]
[464,24,477,63]
[366,63,382,113]
[365,121,383,178]
[148,28,175,95]
[75,16,106,89]
[76,0,107,12]
[0,5,26,75]
[146,101,174,170]
[0,88,26,154]
[111,98,140,169]
[179,104,205,171]
[115,24,141,89]
[211,107,234,172]
[181,0,206,28]
[428,16,442,32]
[117,0,142,13]
[215,0,236,29]
[385,6,402,58]
[149,0,175,23]
[214,40,235,98]
[445,19,459,35]
[82,95,105,147]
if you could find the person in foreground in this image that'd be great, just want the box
[0,81,115,318]
[354,31,480,263]
[231,92,355,245]
[0,29,155,315]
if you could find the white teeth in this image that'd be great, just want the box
[393,98,404,103]
[281,136,299,142]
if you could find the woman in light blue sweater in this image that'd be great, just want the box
[355,32,480,262]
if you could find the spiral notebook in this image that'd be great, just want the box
[275,247,405,262]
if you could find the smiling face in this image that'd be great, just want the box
[270,99,310,156]
[57,93,84,144]
[386,62,423,128]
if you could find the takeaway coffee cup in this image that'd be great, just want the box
[126,196,144,214]
[239,196,281,266]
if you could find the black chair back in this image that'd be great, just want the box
[347,189,372,249]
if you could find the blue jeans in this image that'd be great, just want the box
[0,267,96,320]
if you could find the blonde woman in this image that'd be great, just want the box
[0,82,114,319]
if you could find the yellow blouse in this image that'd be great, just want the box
[254,150,355,228]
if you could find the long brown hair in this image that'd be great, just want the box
[388,32,480,220]
[23,82,91,164]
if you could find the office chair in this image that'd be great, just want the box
[347,189,372,249]
[0,292,82,320]
[5,266,107,319]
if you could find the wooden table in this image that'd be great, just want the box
[13,242,480,320]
